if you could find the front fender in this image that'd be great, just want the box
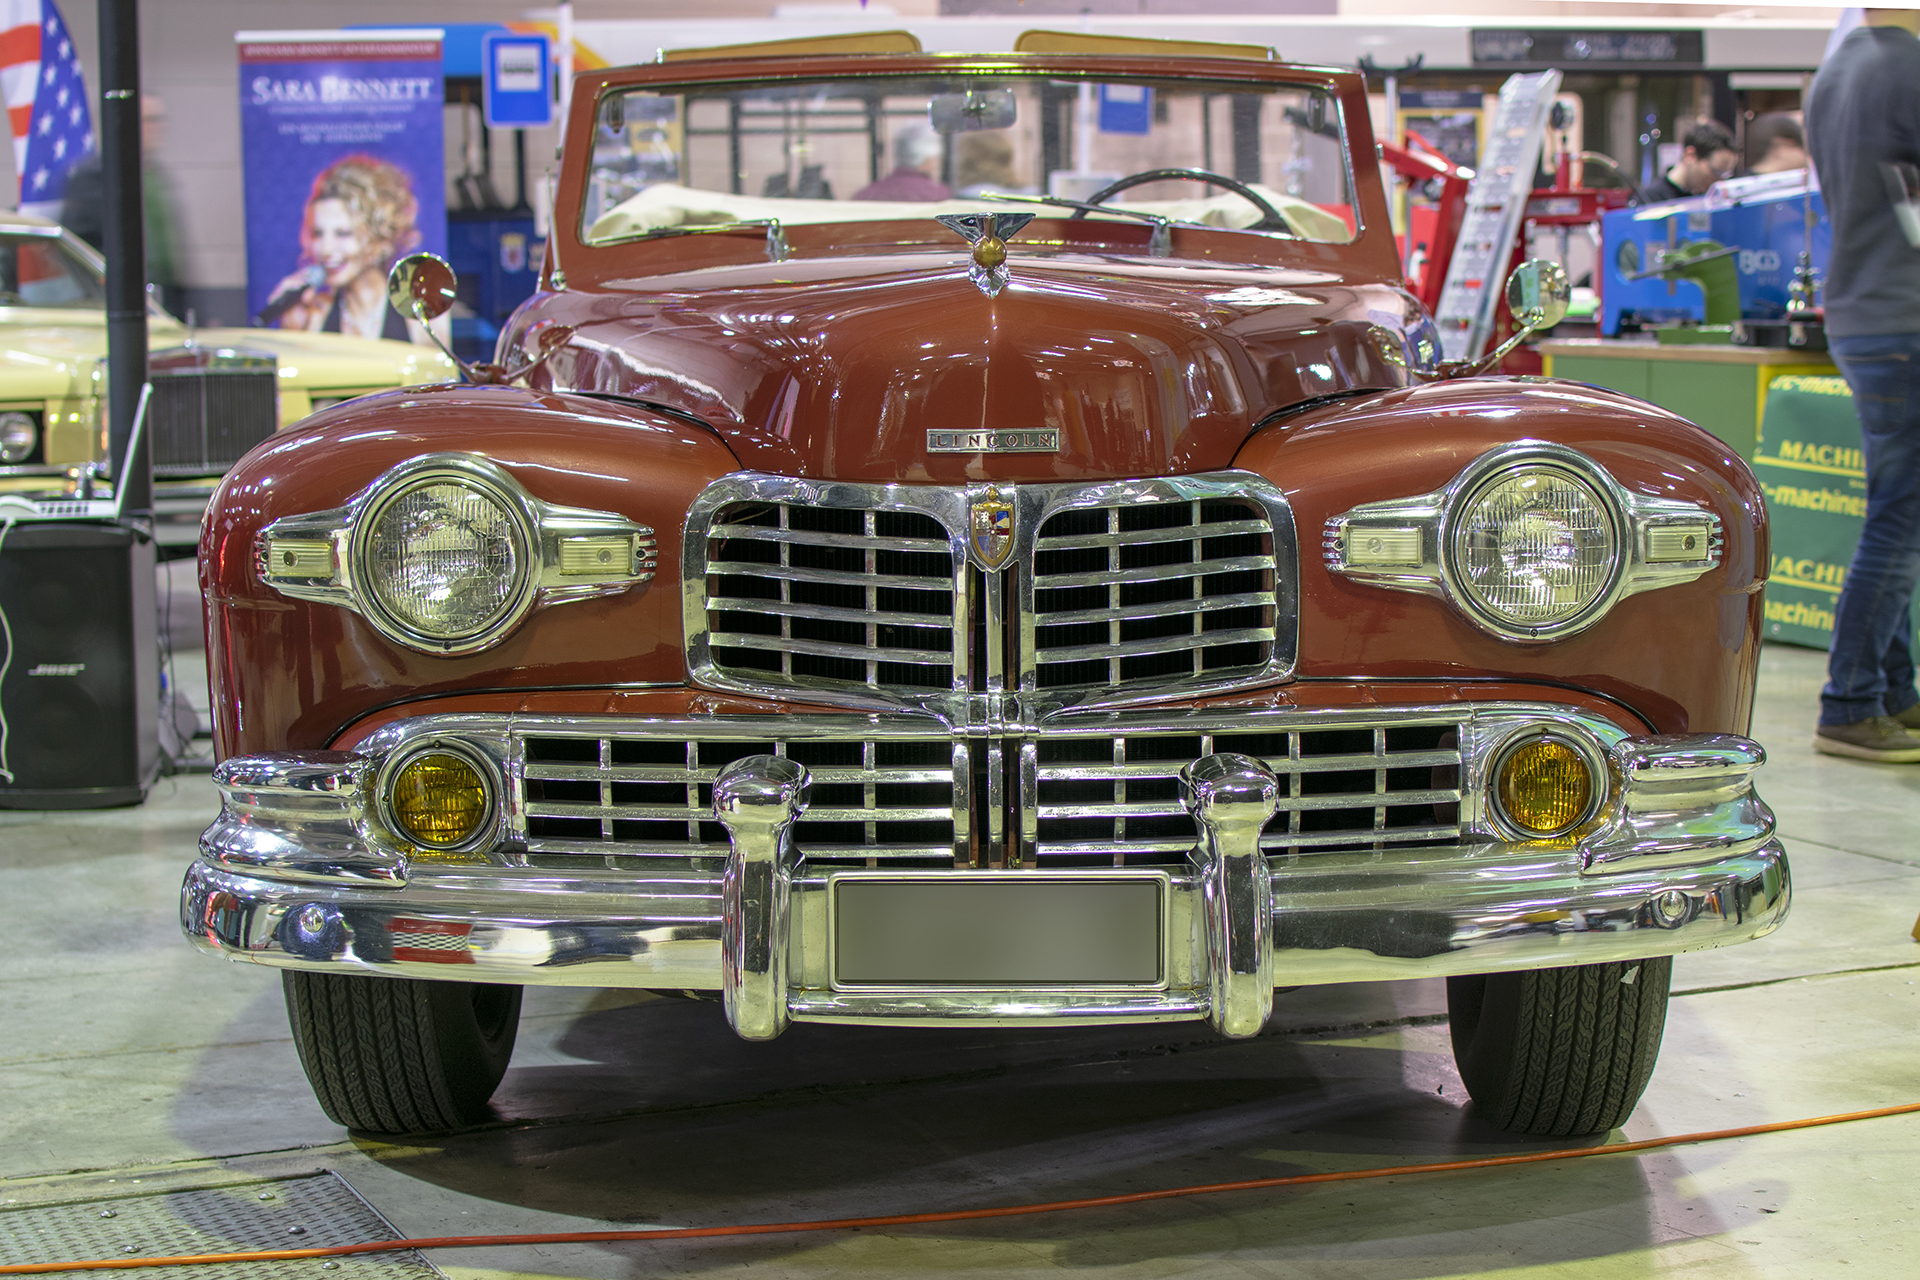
[201,383,741,757]
[1234,378,1768,735]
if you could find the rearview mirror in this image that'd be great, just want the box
[387,253,458,325]
[929,88,1017,134]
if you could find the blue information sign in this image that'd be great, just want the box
[482,32,552,129]
[1098,83,1152,135]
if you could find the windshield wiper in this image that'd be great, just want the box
[599,218,789,263]
[974,193,1173,257]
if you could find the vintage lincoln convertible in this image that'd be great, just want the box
[182,32,1787,1139]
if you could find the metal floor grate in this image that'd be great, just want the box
[0,1172,440,1278]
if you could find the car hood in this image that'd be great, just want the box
[537,252,1425,482]
[0,309,454,394]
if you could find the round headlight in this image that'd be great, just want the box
[388,749,492,849]
[1495,735,1596,838]
[356,472,534,650]
[0,411,37,463]
[1447,464,1621,637]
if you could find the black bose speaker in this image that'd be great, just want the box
[0,521,158,808]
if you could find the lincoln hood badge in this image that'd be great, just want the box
[935,212,1034,298]
[969,487,1016,571]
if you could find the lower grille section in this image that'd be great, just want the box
[519,733,960,869]
[1033,724,1461,867]
[149,370,280,475]
[512,718,1463,872]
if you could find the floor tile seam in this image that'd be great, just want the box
[0,1143,358,1191]
[0,1035,296,1067]
[1774,832,1920,867]
[1673,959,1920,998]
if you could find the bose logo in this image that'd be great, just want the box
[27,663,85,677]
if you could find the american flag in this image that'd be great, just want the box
[1,0,92,218]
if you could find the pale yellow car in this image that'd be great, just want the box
[0,211,456,542]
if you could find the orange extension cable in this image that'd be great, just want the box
[5,1100,1916,1275]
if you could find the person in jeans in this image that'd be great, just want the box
[1806,10,1920,761]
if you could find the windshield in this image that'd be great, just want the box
[581,74,1356,250]
[0,232,105,308]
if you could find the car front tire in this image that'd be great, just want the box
[283,971,523,1135]
[1446,957,1671,1137]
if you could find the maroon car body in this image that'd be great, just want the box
[184,40,1786,1139]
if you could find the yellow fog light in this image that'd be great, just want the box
[1495,736,1595,838]
[389,750,491,849]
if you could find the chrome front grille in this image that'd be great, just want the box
[1030,499,1278,690]
[508,715,1462,872]
[686,474,1297,710]
[1031,723,1462,867]
[702,500,960,692]
[148,369,280,476]
[517,732,961,868]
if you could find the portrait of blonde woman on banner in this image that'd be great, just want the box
[256,155,446,346]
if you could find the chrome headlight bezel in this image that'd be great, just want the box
[351,458,541,653]
[256,451,658,656]
[0,411,38,464]
[1437,449,1629,641]
[375,736,503,855]
[1324,440,1724,644]
[1484,726,1609,842]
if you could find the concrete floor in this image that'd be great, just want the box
[2,560,1916,1278]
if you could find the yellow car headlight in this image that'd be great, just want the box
[1494,735,1596,839]
[387,748,494,851]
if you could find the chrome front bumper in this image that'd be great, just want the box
[182,731,1790,1039]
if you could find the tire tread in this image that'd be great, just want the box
[1449,957,1671,1137]
[283,972,520,1134]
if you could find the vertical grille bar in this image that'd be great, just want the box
[1189,499,1204,681]
[1288,730,1302,839]
[598,736,613,841]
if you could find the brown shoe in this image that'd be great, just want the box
[1894,703,1920,731]
[1814,716,1920,763]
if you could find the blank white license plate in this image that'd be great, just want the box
[831,876,1164,987]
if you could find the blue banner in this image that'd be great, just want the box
[237,30,444,342]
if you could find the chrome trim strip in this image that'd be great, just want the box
[260,452,656,656]
[788,990,1207,1025]
[1182,755,1280,1038]
[197,753,403,886]
[714,756,809,1041]
[1581,734,1772,872]
[1324,441,1724,644]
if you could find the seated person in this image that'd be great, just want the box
[1746,112,1809,174]
[855,123,950,202]
[1636,120,1738,204]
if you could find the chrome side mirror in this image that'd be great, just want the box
[1439,259,1571,379]
[386,253,478,381]
[387,252,459,325]
[1505,258,1571,333]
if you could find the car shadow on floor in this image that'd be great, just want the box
[339,988,1686,1276]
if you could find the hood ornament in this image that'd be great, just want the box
[968,486,1017,571]
[935,212,1034,298]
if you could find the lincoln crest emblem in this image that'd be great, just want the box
[970,488,1016,570]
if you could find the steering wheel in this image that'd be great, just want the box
[1071,167,1294,235]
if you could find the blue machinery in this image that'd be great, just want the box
[1600,174,1830,337]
